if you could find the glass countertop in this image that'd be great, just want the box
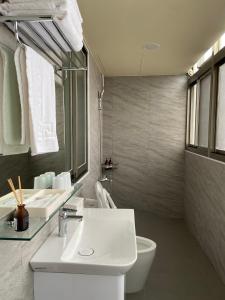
[0,182,82,241]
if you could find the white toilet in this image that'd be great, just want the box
[95,182,157,294]
[126,236,156,293]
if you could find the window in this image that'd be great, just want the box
[187,74,211,149]
[216,63,225,151]
[64,48,88,181]
[198,74,211,148]
[72,53,88,179]
[186,30,225,162]
[197,48,213,68]
[189,84,197,145]
[219,33,225,51]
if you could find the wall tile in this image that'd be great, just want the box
[103,76,187,218]
[185,151,225,284]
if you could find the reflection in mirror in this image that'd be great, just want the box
[0,81,67,196]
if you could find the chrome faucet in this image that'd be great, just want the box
[58,207,83,237]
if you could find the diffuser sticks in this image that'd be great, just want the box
[7,177,29,231]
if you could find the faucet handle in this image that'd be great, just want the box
[62,207,77,213]
[59,207,78,218]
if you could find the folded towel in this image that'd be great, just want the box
[0,0,66,18]
[54,15,83,51]
[5,0,65,4]
[54,0,83,51]
[24,45,59,156]
[0,44,29,155]
[0,2,56,11]
[14,45,30,146]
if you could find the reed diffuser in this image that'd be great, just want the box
[7,177,29,232]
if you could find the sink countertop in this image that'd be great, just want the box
[30,208,137,276]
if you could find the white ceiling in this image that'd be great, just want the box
[77,0,225,76]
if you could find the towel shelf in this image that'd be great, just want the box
[0,15,87,77]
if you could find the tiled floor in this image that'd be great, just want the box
[126,211,225,300]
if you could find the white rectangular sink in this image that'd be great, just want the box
[30,208,137,276]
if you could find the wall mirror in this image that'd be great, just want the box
[0,19,88,240]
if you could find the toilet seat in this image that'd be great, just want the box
[136,236,156,253]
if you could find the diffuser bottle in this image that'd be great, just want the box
[14,204,29,231]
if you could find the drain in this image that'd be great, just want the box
[78,248,94,256]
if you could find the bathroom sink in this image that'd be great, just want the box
[30,208,137,276]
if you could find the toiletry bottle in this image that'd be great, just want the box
[108,158,113,168]
[104,158,108,166]
[14,204,29,231]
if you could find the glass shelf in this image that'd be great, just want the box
[0,182,82,241]
[101,163,118,170]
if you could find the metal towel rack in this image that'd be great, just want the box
[0,15,87,78]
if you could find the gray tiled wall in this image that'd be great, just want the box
[103,76,187,218]
[185,151,225,284]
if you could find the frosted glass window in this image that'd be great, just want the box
[198,75,211,148]
[76,71,86,167]
[219,33,225,51]
[216,63,225,151]
[189,84,197,145]
[197,48,213,68]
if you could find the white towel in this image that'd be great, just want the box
[0,6,66,19]
[5,0,65,4]
[24,45,59,156]
[0,45,29,155]
[0,2,56,11]
[54,15,83,51]
[14,45,30,146]
[55,0,83,51]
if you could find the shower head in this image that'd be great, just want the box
[98,74,105,110]
[98,89,104,100]
[98,74,105,100]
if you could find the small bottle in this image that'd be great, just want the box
[14,204,29,232]
[108,158,113,168]
[105,158,108,165]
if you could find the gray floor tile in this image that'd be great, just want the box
[126,211,225,300]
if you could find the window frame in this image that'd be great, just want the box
[64,47,89,182]
[186,46,225,163]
